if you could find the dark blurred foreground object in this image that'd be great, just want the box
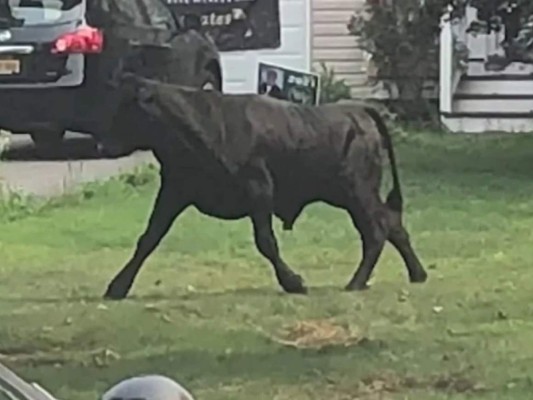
[0,361,58,400]
[0,0,222,152]
[101,375,195,400]
[0,362,195,400]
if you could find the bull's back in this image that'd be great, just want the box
[268,103,385,212]
[171,91,384,221]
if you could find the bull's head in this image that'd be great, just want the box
[97,73,165,155]
[118,73,163,115]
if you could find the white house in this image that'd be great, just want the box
[440,6,533,133]
[220,0,370,96]
[219,1,533,134]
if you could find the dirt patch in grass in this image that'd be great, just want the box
[270,319,366,349]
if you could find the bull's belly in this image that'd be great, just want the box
[271,165,351,229]
[190,180,346,224]
[190,181,250,220]
[193,200,249,220]
[181,155,350,222]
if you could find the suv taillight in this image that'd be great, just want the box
[51,26,104,54]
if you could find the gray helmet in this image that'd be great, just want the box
[101,375,194,400]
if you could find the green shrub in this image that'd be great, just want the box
[317,63,352,104]
[348,0,447,122]
[0,164,158,223]
[0,188,37,222]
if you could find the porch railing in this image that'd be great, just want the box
[439,6,470,114]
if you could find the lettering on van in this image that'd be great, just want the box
[165,0,280,51]
[175,8,246,27]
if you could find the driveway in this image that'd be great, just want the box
[0,133,155,198]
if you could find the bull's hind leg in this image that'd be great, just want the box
[104,180,189,300]
[387,210,428,283]
[345,203,388,291]
[247,163,307,294]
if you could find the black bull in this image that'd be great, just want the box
[101,76,428,300]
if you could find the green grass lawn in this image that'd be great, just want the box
[2,132,533,399]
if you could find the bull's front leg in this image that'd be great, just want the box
[247,163,307,294]
[104,178,189,300]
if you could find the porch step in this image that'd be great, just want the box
[440,112,533,133]
[456,78,533,95]
[463,74,533,81]
[453,96,533,114]
[467,60,533,77]
[444,74,533,133]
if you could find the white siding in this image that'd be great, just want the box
[311,0,370,97]
[221,0,310,94]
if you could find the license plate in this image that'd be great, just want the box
[0,59,20,75]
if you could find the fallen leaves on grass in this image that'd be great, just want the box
[496,310,508,320]
[160,313,172,323]
[358,371,405,396]
[397,289,409,302]
[0,347,121,368]
[270,319,365,349]
[432,306,444,314]
[144,303,173,323]
[144,303,161,312]
[433,372,487,393]
[355,370,487,398]
[0,350,65,366]
[92,348,121,368]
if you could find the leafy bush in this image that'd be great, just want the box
[0,188,37,222]
[348,0,533,121]
[317,63,352,104]
[0,164,158,223]
[348,0,448,121]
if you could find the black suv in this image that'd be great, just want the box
[0,0,222,148]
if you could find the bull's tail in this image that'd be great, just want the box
[363,106,403,212]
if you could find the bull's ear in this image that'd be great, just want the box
[137,85,155,104]
[117,72,141,100]
[135,85,160,118]
[118,73,155,104]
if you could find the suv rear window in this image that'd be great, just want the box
[7,0,82,26]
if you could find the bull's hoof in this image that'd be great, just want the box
[409,270,428,284]
[103,283,130,301]
[345,280,370,292]
[280,274,308,295]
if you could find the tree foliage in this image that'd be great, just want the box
[349,0,533,120]
[348,0,448,121]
